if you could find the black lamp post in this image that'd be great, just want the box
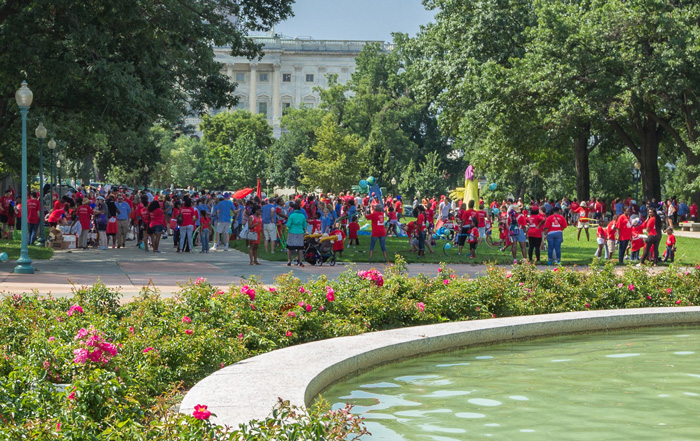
[35,122,47,247]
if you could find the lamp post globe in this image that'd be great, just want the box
[13,81,35,274]
[143,164,149,190]
[35,123,48,247]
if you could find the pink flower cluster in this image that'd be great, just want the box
[357,269,384,287]
[416,302,425,312]
[326,286,335,302]
[195,277,206,285]
[67,305,83,316]
[240,285,256,301]
[182,316,192,324]
[143,347,155,354]
[192,404,211,420]
[72,326,118,365]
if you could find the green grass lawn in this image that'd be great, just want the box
[231,219,700,267]
[0,239,55,261]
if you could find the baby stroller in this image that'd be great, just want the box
[300,234,337,266]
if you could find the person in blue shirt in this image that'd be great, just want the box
[261,199,278,253]
[615,198,624,215]
[114,193,132,248]
[213,193,235,251]
[678,200,689,222]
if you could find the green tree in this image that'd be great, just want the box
[0,0,293,180]
[297,115,366,193]
[268,107,327,190]
[200,110,272,189]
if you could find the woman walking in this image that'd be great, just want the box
[286,202,307,267]
[248,205,262,265]
[148,200,166,253]
[544,206,567,265]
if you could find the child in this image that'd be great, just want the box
[606,214,618,260]
[663,227,676,262]
[199,210,210,253]
[387,205,398,237]
[310,212,322,234]
[595,219,609,259]
[467,217,479,259]
[402,220,417,252]
[630,218,645,261]
[347,215,360,248]
[331,226,345,258]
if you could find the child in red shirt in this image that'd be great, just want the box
[309,212,322,234]
[663,227,676,263]
[630,219,645,261]
[595,220,609,259]
[387,205,398,237]
[199,210,211,253]
[467,218,479,259]
[331,228,345,258]
[347,215,360,247]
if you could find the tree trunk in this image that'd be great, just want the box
[638,118,663,202]
[686,151,700,206]
[573,128,590,201]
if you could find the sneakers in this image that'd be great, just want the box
[513,259,518,265]
[211,245,217,251]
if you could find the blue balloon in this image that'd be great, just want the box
[492,208,500,215]
[367,176,376,186]
[444,242,452,250]
[489,183,497,191]
[0,252,7,262]
[359,180,368,189]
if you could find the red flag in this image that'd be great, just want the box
[256,177,261,200]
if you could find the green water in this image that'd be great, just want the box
[323,326,700,440]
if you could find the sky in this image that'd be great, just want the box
[262,0,435,42]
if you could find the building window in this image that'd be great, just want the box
[305,74,315,83]
[234,97,246,110]
[282,102,292,114]
[258,102,268,117]
[235,73,245,82]
[259,73,269,82]
[282,73,292,82]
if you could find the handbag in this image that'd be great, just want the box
[245,231,258,241]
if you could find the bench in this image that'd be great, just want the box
[680,222,700,232]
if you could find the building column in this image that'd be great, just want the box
[318,65,326,88]
[272,62,281,127]
[227,64,234,111]
[341,66,349,83]
[294,65,302,107]
[249,63,258,114]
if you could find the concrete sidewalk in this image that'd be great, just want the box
[0,242,482,300]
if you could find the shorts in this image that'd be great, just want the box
[215,221,229,234]
[0,214,7,223]
[390,219,398,226]
[478,227,486,238]
[607,239,616,254]
[596,237,606,245]
[469,242,477,251]
[577,221,590,229]
[370,235,387,252]
[513,230,527,243]
[263,223,277,241]
[148,225,166,235]
[572,213,580,223]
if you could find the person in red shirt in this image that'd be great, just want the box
[199,209,211,253]
[0,189,15,239]
[526,207,545,263]
[26,191,42,245]
[73,198,94,250]
[366,204,388,263]
[639,207,662,266]
[614,207,633,264]
[147,200,166,253]
[606,214,618,261]
[630,218,645,261]
[331,227,345,258]
[416,205,428,257]
[476,202,487,243]
[247,205,262,265]
[508,206,528,264]
[467,217,479,259]
[178,197,198,253]
[309,212,322,234]
[543,206,567,265]
[402,220,417,252]
[690,202,698,222]
[387,205,398,237]
[663,227,676,263]
[595,219,609,259]
[346,215,360,248]
[574,201,591,242]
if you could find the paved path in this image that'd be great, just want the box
[1,235,694,300]
[0,243,487,300]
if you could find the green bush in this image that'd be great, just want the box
[0,259,698,439]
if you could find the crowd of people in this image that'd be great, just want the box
[2,184,695,268]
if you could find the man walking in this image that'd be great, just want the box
[114,193,131,248]
[212,192,234,251]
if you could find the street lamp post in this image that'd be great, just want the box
[35,122,47,247]
[143,164,149,190]
[14,81,35,274]
[391,177,397,194]
[58,153,65,200]
[533,168,539,203]
[48,139,56,205]
[633,161,641,203]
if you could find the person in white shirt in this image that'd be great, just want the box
[439,198,451,221]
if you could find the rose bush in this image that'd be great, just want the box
[0,257,698,439]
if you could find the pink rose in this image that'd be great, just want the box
[443,279,450,286]
[288,312,297,318]
[618,283,624,288]
[676,299,682,304]
[67,305,83,316]
[299,286,306,293]
[518,282,524,286]
[286,331,292,337]
[143,347,154,354]
[438,268,442,273]
[195,277,206,285]
[553,268,559,272]
[506,273,512,278]
[268,287,277,293]
[319,305,325,311]
[182,316,191,324]
[48,336,55,342]
[629,284,635,291]
[416,302,425,312]
[305,304,312,312]
[326,292,335,302]
[68,391,75,400]
[185,329,193,335]
[192,404,211,420]
[667,288,672,294]
[129,327,134,334]
[450,274,456,279]
[585,303,590,308]
[238,333,243,340]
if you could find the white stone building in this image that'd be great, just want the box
[191,35,390,137]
